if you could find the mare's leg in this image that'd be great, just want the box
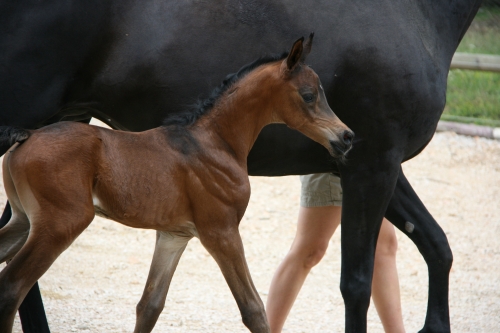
[385,168,452,333]
[18,282,49,333]
[338,157,400,333]
[0,208,94,333]
[134,231,191,333]
[197,220,269,333]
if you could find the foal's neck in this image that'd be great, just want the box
[194,64,282,161]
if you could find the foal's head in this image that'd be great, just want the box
[268,34,354,158]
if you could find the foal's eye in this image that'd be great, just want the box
[302,93,315,103]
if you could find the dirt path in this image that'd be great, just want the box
[5,131,500,332]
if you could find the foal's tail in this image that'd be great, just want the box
[0,126,31,147]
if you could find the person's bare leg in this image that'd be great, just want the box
[267,209,405,333]
[266,206,341,333]
[371,219,405,333]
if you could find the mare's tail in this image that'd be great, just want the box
[0,126,31,147]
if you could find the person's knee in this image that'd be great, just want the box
[301,244,328,269]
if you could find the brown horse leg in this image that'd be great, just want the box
[0,212,30,264]
[1,163,31,264]
[0,210,94,333]
[198,223,269,333]
[134,230,191,333]
[0,211,49,333]
[1,167,51,333]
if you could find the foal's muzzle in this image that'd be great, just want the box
[330,130,354,155]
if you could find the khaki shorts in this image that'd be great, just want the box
[300,173,342,207]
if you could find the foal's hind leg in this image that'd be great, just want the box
[0,164,31,263]
[0,191,50,333]
[0,208,94,333]
[134,230,191,333]
[385,168,452,333]
[197,219,269,333]
[0,211,30,264]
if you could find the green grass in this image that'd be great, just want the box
[445,70,500,121]
[456,7,500,54]
[443,7,500,124]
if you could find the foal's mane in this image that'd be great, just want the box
[163,52,288,127]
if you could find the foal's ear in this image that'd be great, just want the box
[285,37,305,72]
[300,32,314,62]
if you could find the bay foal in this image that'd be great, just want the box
[0,36,353,333]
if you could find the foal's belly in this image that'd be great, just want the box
[91,189,195,234]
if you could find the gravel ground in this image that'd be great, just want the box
[4,129,500,333]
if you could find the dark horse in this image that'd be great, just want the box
[0,1,482,332]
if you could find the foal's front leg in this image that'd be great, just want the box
[134,230,191,333]
[197,218,269,333]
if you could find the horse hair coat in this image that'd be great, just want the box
[0,0,483,332]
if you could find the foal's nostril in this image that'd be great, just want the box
[342,130,354,146]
